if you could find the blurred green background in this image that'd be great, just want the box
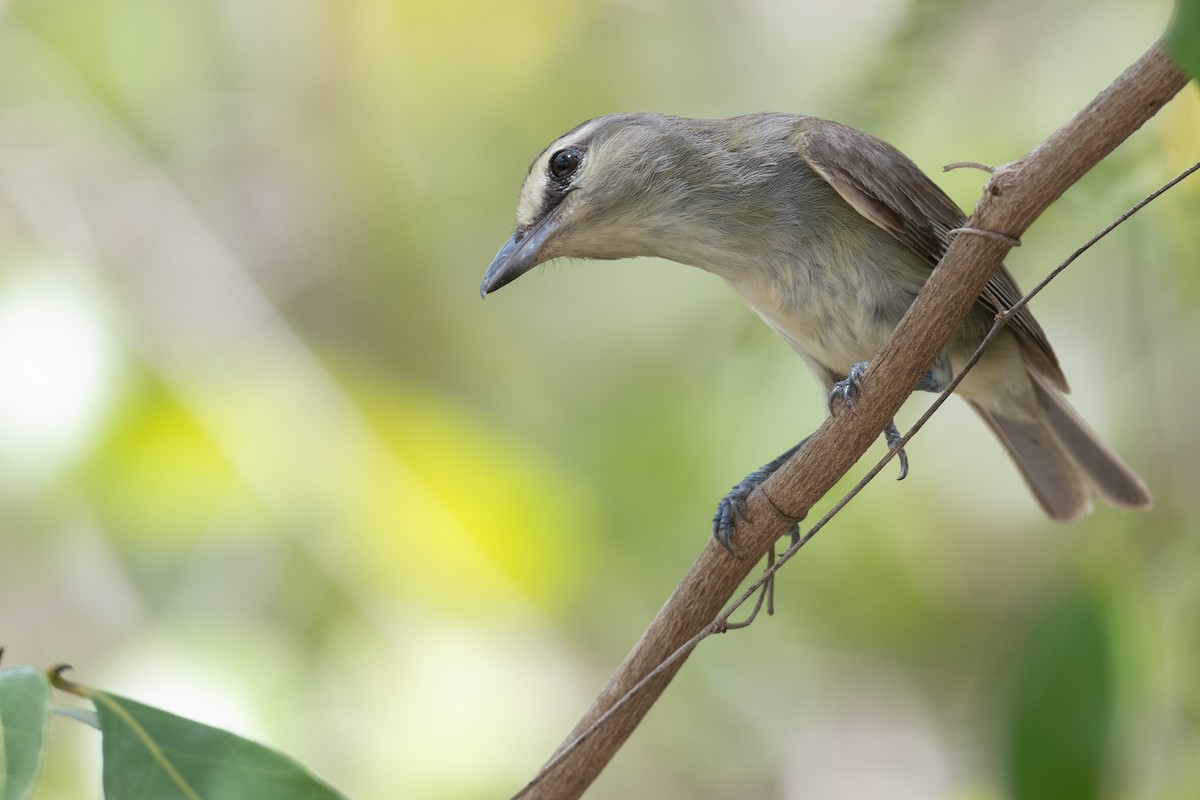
[0,0,1196,798]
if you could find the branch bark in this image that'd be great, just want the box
[516,38,1189,800]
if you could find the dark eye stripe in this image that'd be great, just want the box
[526,140,590,225]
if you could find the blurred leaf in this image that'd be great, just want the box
[0,665,51,800]
[1167,0,1200,81]
[13,0,229,146]
[89,688,347,800]
[339,367,586,608]
[847,0,971,126]
[1003,590,1114,800]
[82,378,268,549]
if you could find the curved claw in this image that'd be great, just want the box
[713,485,804,555]
[883,419,909,480]
[829,361,870,414]
[785,521,800,547]
[712,480,755,553]
[712,501,736,552]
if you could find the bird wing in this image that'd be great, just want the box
[795,117,1068,392]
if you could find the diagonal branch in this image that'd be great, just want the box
[515,38,1189,800]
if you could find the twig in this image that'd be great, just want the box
[944,161,996,173]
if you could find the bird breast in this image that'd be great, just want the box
[716,227,930,386]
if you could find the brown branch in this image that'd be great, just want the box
[515,38,1189,800]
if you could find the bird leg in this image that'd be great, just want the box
[712,359,947,552]
[713,440,805,553]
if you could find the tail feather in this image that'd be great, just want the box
[970,400,1091,520]
[968,378,1151,519]
[1030,379,1152,509]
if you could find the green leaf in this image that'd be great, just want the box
[0,666,51,800]
[1003,591,1114,800]
[90,690,348,800]
[52,705,100,730]
[1167,0,1200,81]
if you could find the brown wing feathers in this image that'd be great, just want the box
[797,118,1068,391]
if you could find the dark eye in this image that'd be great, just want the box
[549,148,581,179]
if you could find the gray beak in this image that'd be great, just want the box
[479,199,572,297]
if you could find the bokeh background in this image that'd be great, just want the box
[0,0,1196,798]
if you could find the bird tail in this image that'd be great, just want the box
[968,378,1151,521]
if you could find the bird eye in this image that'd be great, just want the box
[548,148,581,180]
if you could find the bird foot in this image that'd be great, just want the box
[830,361,909,480]
[829,361,869,414]
[713,471,800,554]
[713,443,804,553]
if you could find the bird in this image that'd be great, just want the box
[479,112,1151,550]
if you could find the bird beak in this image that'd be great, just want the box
[480,197,574,297]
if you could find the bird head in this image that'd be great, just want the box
[480,113,714,297]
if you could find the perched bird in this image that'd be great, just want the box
[480,112,1151,549]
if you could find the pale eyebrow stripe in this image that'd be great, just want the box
[518,118,609,226]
